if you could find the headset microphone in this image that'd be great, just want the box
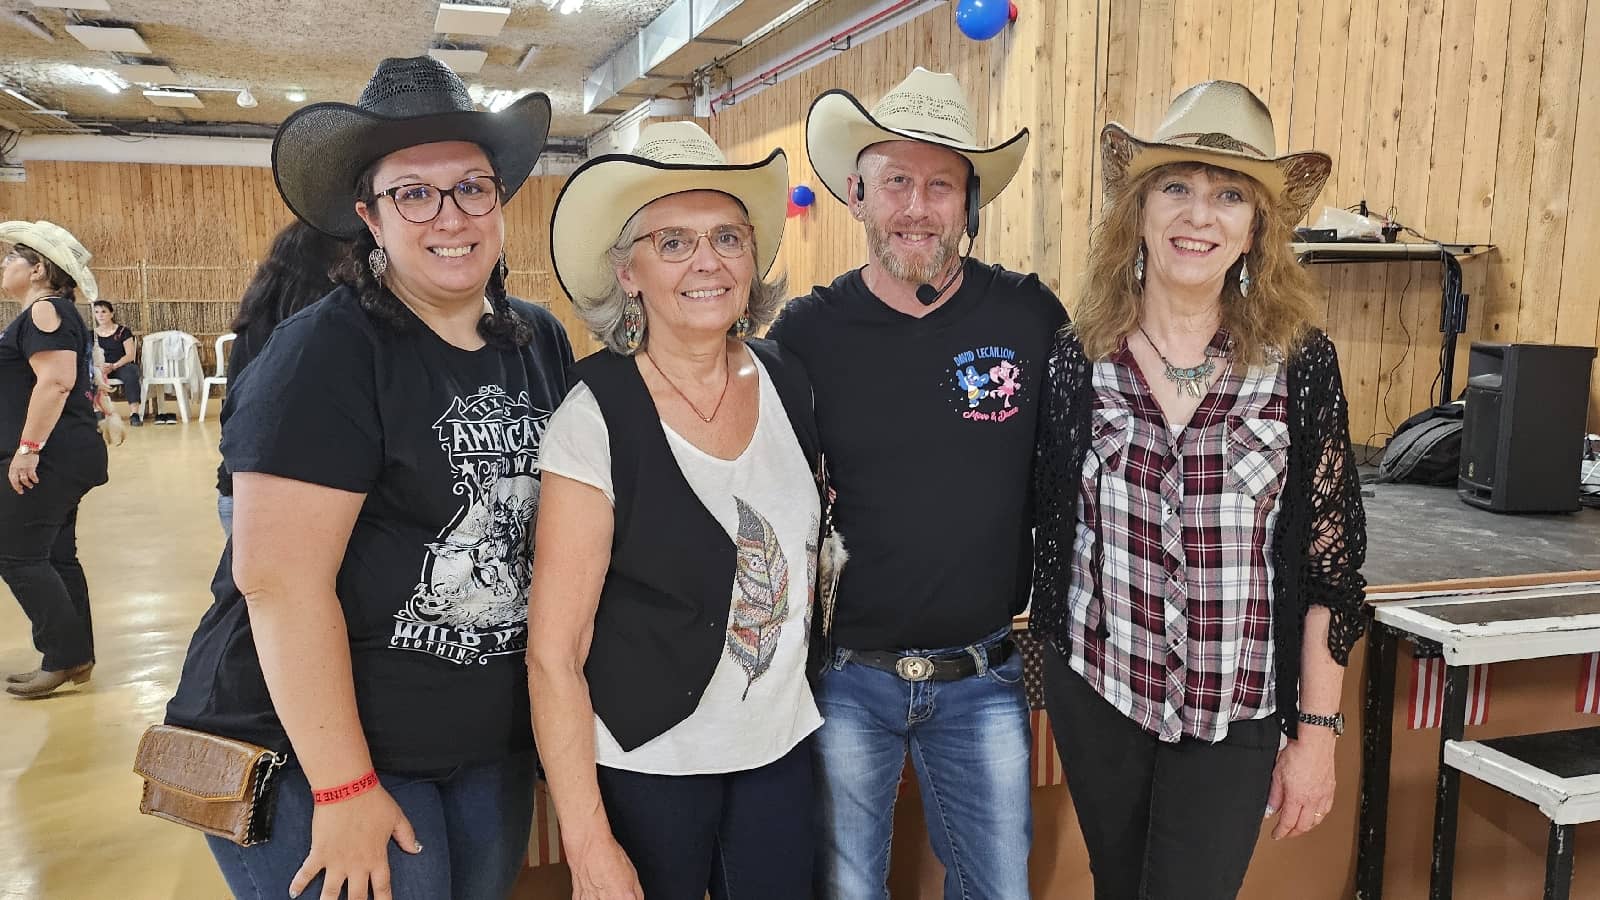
[915,171,981,306]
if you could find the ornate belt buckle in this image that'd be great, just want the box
[895,655,935,682]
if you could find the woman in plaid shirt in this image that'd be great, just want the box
[1031,81,1367,899]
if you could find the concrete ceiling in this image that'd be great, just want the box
[0,0,680,144]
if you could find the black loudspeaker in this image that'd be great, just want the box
[1458,342,1596,513]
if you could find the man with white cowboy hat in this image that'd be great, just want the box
[767,68,1066,899]
[0,219,109,699]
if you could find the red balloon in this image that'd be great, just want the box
[1008,1,1018,22]
[786,199,804,218]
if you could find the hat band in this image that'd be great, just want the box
[1161,131,1269,159]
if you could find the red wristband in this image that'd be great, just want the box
[18,440,43,453]
[311,770,379,805]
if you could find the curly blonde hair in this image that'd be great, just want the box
[1072,162,1319,365]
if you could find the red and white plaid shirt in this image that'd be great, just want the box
[1063,332,1289,743]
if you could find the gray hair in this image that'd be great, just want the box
[573,207,788,356]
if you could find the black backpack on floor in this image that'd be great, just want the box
[1376,403,1465,486]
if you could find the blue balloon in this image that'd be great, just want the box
[955,0,1008,41]
[791,184,816,207]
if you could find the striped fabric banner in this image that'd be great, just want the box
[1577,653,1600,714]
[1408,657,1492,729]
[527,781,564,867]
[1031,709,1065,787]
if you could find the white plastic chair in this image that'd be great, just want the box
[199,333,235,421]
[139,330,202,422]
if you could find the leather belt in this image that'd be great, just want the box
[846,640,1012,682]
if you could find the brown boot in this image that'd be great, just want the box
[6,669,40,684]
[6,663,93,698]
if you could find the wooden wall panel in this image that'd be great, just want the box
[0,163,600,359]
[693,0,1600,437]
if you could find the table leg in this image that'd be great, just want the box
[1429,664,1470,900]
[1357,624,1398,899]
[1544,822,1575,900]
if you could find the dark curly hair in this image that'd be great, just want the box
[334,164,533,349]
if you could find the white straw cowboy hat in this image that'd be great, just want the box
[0,220,98,302]
[273,55,551,238]
[1101,80,1332,223]
[550,121,788,304]
[805,67,1029,208]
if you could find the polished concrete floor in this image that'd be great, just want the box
[0,421,232,900]
[3,425,1597,899]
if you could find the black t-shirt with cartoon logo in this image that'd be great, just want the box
[768,259,1065,651]
[166,286,573,774]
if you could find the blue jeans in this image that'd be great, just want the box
[217,494,233,538]
[813,627,1033,900]
[207,752,535,899]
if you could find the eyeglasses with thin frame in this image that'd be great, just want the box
[374,174,505,224]
[631,223,756,263]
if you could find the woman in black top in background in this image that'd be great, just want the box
[89,300,141,426]
[215,221,345,536]
[0,220,109,699]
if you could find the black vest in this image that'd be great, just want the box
[572,339,821,751]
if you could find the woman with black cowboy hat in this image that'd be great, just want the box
[1031,81,1367,899]
[164,56,573,900]
[0,220,108,699]
[529,121,822,900]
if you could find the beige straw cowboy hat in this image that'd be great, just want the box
[806,67,1029,208]
[1101,80,1331,223]
[0,220,99,302]
[549,121,788,304]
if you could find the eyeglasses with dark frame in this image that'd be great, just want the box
[374,174,505,224]
[631,224,756,263]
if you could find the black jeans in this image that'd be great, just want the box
[595,739,813,900]
[1044,647,1278,900]
[109,362,141,404]
[0,470,95,671]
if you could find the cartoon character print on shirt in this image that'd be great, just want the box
[727,498,790,699]
[391,385,551,665]
[948,345,1027,422]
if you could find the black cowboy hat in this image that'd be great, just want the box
[272,55,551,238]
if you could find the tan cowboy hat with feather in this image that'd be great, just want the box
[1100,80,1331,222]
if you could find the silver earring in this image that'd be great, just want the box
[1238,256,1251,297]
[368,247,388,279]
[1133,243,1145,284]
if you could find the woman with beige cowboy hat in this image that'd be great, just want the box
[0,220,108,699]
[162,55,573,900]
[530,120,824,900]
[769,66,1064,900]
[1030,80,1366,898]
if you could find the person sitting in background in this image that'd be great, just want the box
[215,221,345,536]
[90,300,141,426]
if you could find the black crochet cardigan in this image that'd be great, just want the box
[1030,325,1368,739]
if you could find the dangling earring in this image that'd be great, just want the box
[368,247,388,279]
[730,311,752,339]
[622,293,645,353]
[1238,256,1251,297]
[1133,243,1146,285]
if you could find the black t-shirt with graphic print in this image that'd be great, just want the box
[767,259,1066,651]
[166,286,573,775]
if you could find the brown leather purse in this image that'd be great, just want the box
[133,724,287,846]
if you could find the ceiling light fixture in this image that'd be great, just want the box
[285,89,307,103]
[30,0,112,10]
[516,45,538,73]
[4,10,54,42]
[65,23,151,53]
[557,0,583,14]
[434,2,511,37]
[142,89,203,109]
[428,46,489,74]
